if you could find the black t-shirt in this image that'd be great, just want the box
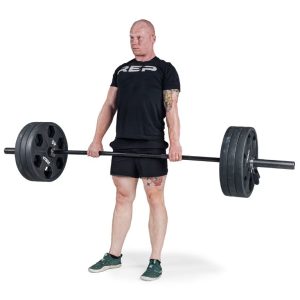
[110,56,180,149]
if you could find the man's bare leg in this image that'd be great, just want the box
[109,176,138,256]
[142,176,167,261]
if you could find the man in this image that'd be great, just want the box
[87,19,182,281]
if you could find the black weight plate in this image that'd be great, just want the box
[234,127,258,197]
[220,126,243,196]
[25,122,68,182]
[15,122,31,180]
[227,127,243,196]
[22,122,47,181]
[25,122,49,181]
[15,122,40,181]
[219,127,235,196]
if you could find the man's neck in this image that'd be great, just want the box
[134,53,156,62]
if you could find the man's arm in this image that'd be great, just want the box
[87,86,118,157]
[164,89,182,161]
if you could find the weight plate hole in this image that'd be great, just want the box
[48,126,55,138]
[56,158,64,169]
[44,166,52,179]
[249,176,254,190]
[35,134,43,147]
[57,137,64,149]
[34,155,42,168]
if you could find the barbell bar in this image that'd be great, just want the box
[3,122,295,198]
[4,148,294,169]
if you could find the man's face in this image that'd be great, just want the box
[130,24,155,57]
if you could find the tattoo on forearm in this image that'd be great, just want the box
[163,89,179,112]
[146,177,163,187]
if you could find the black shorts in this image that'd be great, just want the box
[110,148,168,178]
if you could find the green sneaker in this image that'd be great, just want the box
[88,253,122,273]
[140,259,162,281]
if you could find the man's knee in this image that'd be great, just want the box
[142,176,166,206]
[116,187,136,205]
[113,176,137,206]
[145,186,165,207]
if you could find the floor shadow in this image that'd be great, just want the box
[123,250,223,280]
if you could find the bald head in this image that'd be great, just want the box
[130,19,155,35]
[130,19,156,61]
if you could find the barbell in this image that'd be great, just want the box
[4,122,295,198]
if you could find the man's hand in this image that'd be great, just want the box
[168,142,182,161]
[87,141,103,157]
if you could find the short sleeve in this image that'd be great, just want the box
[110,68,118,87]
[163,63,181,91]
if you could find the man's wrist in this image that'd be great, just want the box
[93,137,103,144]
[169,140,181,147]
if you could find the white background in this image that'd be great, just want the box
[0,0,299,299]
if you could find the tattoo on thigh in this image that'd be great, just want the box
[146,177,163,187]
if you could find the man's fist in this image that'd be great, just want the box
[87,141,103,157]
[168,142,182,161]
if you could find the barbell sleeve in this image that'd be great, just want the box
[4,148,15,154]
[252,159,295,170]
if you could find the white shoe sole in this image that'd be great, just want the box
[88,264,122,273]
[140,275,161,281]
